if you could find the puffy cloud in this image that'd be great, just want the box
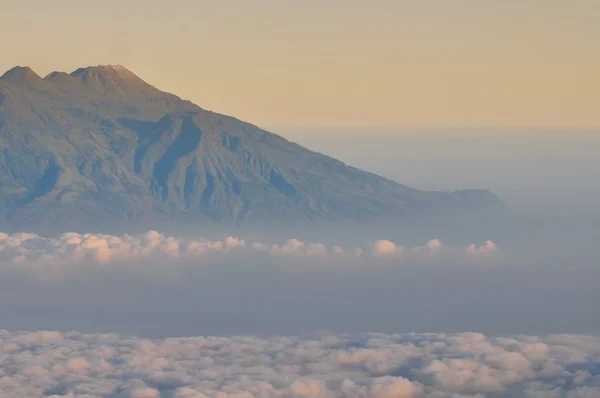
[425,238,444,252]
[368,376,423,398]
[0,231,499,270]
[467,240,498,255]
[65,357,90,373]
[372,240,401,256]
[0,330,599,398]
[173,387,208,398]
[270,238,305,255]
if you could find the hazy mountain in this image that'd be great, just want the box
[0,65,502,232]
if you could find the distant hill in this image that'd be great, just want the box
[0,65,503,232]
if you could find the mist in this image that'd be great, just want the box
[274,128,600,221]
[0,228,598,339]
[2,254,600,339]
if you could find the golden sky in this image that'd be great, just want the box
[1,1,598,129]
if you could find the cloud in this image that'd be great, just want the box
[130,387,161,398]
[333,246,345,256]
[1,330,599,398]
[306,243,327,256]
[467,240,498,255]
[0,231,498,265]
[372,240,401,256]
[424,238,444,252]
[270,238,305,255]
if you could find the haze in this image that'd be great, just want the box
[277,127,600,220]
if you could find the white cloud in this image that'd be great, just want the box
[130,387,161,398]
[306,242,327,256]
[424,238,444,252]
[0,330,599,398]
[467,240,498,255]
[270,238,305,255]
[372,240,401,256]
[173,387,208,398]
[0,231,499,270]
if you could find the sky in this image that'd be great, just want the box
[1,0,599,129]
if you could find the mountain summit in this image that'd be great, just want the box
[0,65,502,231]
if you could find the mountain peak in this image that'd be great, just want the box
[37,64,184,118]
[1,65,38,78]
[75,64,130,73]
[67,64,172,98]
[1,66,42,84]
[62,64,168,103]
[0,66,59,93]
[70,64,139,81]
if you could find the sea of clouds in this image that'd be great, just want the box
[1,329,600,398]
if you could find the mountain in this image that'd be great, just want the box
[0,65,502,232]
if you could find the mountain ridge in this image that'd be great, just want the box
[0,65,503,232]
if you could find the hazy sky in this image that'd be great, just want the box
[279,128,600,218]
[1,0,599,129]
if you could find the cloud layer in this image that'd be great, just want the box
[0,231,497,269]
[1,330,599,398]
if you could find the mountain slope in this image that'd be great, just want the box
[0,65,502,231]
